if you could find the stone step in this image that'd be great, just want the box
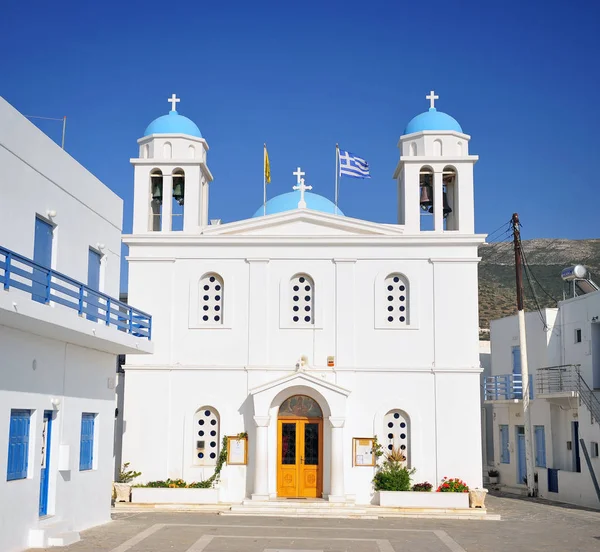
[28,521,80,548]
[240,500,357,509]
[222,509,497,520]
[47,532,81,547]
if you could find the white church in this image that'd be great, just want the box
[122,92,485,505]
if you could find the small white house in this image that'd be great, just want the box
[122,92,485,505]
[0,97,152,552]
[485,287,600,509]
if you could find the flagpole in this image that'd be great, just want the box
[334,144,339,214]
[263,143,267,216]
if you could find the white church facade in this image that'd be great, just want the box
[122,93,485,504]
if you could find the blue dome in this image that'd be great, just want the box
[404,108,462,135]
[144,111,202,138]
[252,191,344,218]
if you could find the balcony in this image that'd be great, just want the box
[484,374,534,402]
[536,366,578,398]
[0,245,152,354]
[536,365,600,424]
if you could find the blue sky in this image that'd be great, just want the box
[2,1,599,287]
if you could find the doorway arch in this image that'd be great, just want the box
[277,394,323,498]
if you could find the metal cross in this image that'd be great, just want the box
[168,93,180,112]
[426,90,439,109]
[292,166,306,185]
[293,178,312,208]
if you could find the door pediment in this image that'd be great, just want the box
[250,371,350,419]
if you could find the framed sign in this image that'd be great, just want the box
[353,437,375,467]
[227,436,248,465]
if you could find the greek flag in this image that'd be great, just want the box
[339,149,371,179]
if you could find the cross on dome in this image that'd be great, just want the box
[293,176,312,209]
[168,93,181,112]
[292,167,306,185]
[426,90,439,109]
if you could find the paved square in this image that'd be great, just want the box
[25,494,600,552]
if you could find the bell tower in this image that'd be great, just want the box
[393,91,478,234]
[131,94,213,234]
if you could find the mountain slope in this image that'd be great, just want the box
[478,239,600,331]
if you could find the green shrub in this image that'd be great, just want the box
[373,462,415,491]
[118,463,141,483]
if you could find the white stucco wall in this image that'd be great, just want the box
[487,297,600,509]
[0,327,117,552]
[0,97,146,552]
[0,97,122,297]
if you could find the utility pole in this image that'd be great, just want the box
[512,213,536,496]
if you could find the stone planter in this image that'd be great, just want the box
[113,483,131,503]
[377,491,470,509]
[131,487,219,504]
[468,488,488,509]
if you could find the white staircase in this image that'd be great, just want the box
[223,499,493,520]
[28,520,80,548]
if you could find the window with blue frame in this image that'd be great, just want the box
[7,409,31,481]
[500,424,510,464]
[79,413,95,471]
[534,425,546,467]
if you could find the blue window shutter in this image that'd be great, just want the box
[535,426,546,467]
[512,346,522,374]
[500,425,510,464]
[7,410,30,481]
[79,414,95,471]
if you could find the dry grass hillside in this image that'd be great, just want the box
[478,239,600,334]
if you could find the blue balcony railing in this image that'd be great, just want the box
[0,246,151,340]
[484,374,534,401]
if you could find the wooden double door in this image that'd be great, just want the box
[277,418,323,498]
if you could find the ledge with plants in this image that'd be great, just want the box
[130,436,229,504]
[373,447,471,509]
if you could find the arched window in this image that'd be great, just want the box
[409,142,417,156]
[433,139,443,156]
[143,144,149,159]
[188,145,196,159]
[172,169,185,231]
[443,166,458,231]
[384,273,408,325]
[193,407,220,466]
[199,273,224,324]
[290,273,314,325]
[384,409,410,464]
[163,142,172,159]
[149,169,163,231]
[419,166,434,231]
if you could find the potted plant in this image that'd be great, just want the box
[373,448,414,493]
[412,482,433,492]
[488,469,499,485]
[114,462,141,502]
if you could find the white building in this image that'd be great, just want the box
[0,97,152,552]
[485,279,600,509]
[122,92,485,505]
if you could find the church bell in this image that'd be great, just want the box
[172,175,185,205]
[427,190,452,217]
[419,184,433,211]
[151,175,163,204]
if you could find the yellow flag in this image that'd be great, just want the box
[264,144,271,184]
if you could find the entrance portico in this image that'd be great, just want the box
[249,370,350,502]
